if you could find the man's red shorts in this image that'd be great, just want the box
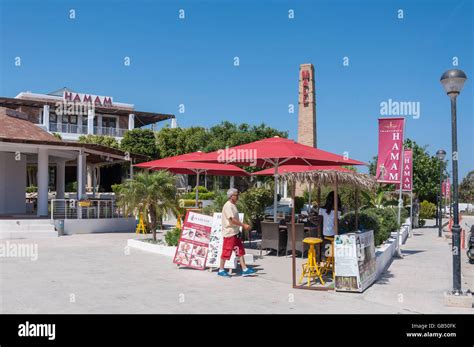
[221,235,245,260]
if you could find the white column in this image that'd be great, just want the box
[97,114,103,135]
[230,176,235,189]
[87,108,95,135]
[283,180,288,198]
[77,151,86,199]
[43,105,50,131]
[56,160,65,200]
[92,165,98,198]
[37,148,49,216]
[78,114,83,134]
[128,113,135,131]
[86,165,93,191]
[171,118,177,128]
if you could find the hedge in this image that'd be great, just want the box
[340,206,407,246]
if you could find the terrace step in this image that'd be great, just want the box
[0,219,58,239]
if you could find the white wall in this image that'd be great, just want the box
[0,152,27,214]
[63,217,135,234]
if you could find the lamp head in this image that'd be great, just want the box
[436,149,446,161]
[440,69,467,95]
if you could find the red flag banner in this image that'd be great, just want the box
[442,179,451,198]
[376,118,405,183]
[401,149,413,191]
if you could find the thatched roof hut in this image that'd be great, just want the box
[283,169,376,190]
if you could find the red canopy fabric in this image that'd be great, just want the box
[252,165,353,176]
[183,137,366,167]
[134,151,248,176]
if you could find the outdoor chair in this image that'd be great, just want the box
[285,223,307,257]
[260,222,286,257]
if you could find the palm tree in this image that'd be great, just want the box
[361,187,398,209]
[113,171,178,241]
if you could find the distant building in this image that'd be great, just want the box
[0,89,174,236]
[0,88,175,142]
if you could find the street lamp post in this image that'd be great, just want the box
[440,69,467,295]
[436,149,446,237]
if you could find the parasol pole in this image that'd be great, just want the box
[308,182,312,205]
[334,175,339,235]
[195,171,200,208]
[409,191,413,237]
[395,135,406,258]
[317,186,321,208]
[273,162,279,222]
[355,186,359,231]
[291,180,296,288]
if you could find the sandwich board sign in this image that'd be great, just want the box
[205,212,244,269]
[334,230,376,292]
[173,211,213,270]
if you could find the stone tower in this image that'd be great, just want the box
[297,63,316,147]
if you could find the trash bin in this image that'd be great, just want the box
[55,220,65,236]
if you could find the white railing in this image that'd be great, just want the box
[50,123,87,134]
[50,199,123,221]
[94,126,127,137]
[49,123,127,137]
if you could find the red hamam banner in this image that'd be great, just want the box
[401,149,413,191]
[376,118,405,184]
[442,179,451,198]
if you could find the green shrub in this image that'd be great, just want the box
[238,187,274,225]
[294,196,306,214]
[65,181,77,192]
[178,199,203,208]
[366,208,399,245]
[164,227,181,246]
[26,185,37,193]
[340,209,391,246]
[419,200,436,219]
[202,191,228,215]
[183,191,215,200]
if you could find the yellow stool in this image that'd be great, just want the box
[322,236,334,277]
[299,237,325,287]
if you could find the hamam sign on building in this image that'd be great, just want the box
[376,118,405,184]
[63,91,113,107]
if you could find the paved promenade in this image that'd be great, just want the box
[1,219,472,314]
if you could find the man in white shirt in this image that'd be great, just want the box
[218,188,256,277]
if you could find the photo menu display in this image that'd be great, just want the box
[173,211,213,270]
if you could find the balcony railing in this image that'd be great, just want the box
[49,123,127,137]
[49,122,87,134]
[94,126,127,137]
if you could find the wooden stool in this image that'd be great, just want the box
[299,237,325,287]
[322,236,334,277]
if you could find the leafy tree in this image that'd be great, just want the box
[204,121,288,152]
[238,186,274,225]
[459,170,474,203]
[112,171,178,241]
[155,127,207,158]
[361,187,398,209]
[78,134,119,149]
[155,121,287,159]
[120,129,158,160]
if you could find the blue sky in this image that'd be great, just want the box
[1,0,473,179]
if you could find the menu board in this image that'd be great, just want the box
[173,211,213,270]
[334,230,376,292]
[205,212,244,268]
